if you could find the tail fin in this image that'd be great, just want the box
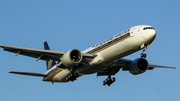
[43,41,56,70]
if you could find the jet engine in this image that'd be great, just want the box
[129,58,149,75]
[61,49,82,67]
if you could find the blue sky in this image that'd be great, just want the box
[0,0,179,101]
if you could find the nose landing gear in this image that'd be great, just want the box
[140,44,148,58]
[141,49,147,58]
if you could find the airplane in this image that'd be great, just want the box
[0,25,176,86]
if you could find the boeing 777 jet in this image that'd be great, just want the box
[0,25,176,86]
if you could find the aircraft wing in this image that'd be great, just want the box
[117,58,176,70]
[0,44,95,61]
[97,58,176,76]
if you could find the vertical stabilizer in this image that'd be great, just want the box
[43,41,56,70]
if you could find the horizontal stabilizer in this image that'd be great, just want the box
[9,71,47,77]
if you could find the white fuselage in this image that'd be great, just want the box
[43,25,156,82]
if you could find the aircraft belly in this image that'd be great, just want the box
[78,64,105,74]
[52,70,70,82]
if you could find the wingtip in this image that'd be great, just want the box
[9,71,13,73]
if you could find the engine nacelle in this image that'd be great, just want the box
[61,49,82,67]
[129,58,149,75]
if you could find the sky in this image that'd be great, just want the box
[0,0,179,101]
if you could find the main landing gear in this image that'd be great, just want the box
[102,68,116,86]
[103,75,116,86]
[65,72,78,82]
[65,67,79,82]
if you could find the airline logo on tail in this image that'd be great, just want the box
[43,41,56,70]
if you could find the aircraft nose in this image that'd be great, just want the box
[142,29,156,44]
[146,29,156,43]
[150,29,156,39]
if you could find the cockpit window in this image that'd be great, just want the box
[143,27,154,30]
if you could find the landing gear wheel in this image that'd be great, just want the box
[140,44,148,58]
[112,77,116,82]
[66,72,78,82]
[103,81,106,86]
[102,77,116,86]
[141,53,147,58]
[102,68,117,86]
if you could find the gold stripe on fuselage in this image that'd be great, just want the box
[43,68,62,81]
[88,33,130,54]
